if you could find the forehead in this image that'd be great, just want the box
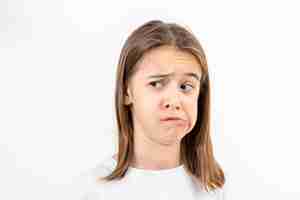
[134,45,202,78]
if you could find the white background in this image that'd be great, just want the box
[1,0,300,199]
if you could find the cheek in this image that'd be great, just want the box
[187,98,199,128]
[137,93,155,111]
[138,90,158,108]
[132,92,157,118]
[192,105,198,123]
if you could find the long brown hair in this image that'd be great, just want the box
[98,19,225,191]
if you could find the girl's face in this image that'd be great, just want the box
[125,45,202,146]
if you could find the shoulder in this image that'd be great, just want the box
[72,154,116,200]
[210,187,226,200]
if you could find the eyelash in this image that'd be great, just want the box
[149,80,194,92]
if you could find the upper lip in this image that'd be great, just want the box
[160,116,185,121]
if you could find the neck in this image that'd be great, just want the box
[132,131,182,170]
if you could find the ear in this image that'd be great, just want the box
[124,86,133,106]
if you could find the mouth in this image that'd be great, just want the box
[160,117,187,126]
[160,117,184,121]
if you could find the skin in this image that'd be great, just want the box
[114,45,202,170]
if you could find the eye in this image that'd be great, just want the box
[149,80,164,88]
[180,83,194,92]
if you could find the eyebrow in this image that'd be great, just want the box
[147,72,201,81]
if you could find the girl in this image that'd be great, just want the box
[78,19,226,200]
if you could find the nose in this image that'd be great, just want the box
[163,90,182,111]
[164,102,180,110]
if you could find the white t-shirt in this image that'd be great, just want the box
[73,155,225,200]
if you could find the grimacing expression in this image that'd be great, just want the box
[125,45,202,146]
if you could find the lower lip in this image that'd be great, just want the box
[160,119,186,126]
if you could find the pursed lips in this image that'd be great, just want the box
[160,117,189,129]
[160,117,187,123]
